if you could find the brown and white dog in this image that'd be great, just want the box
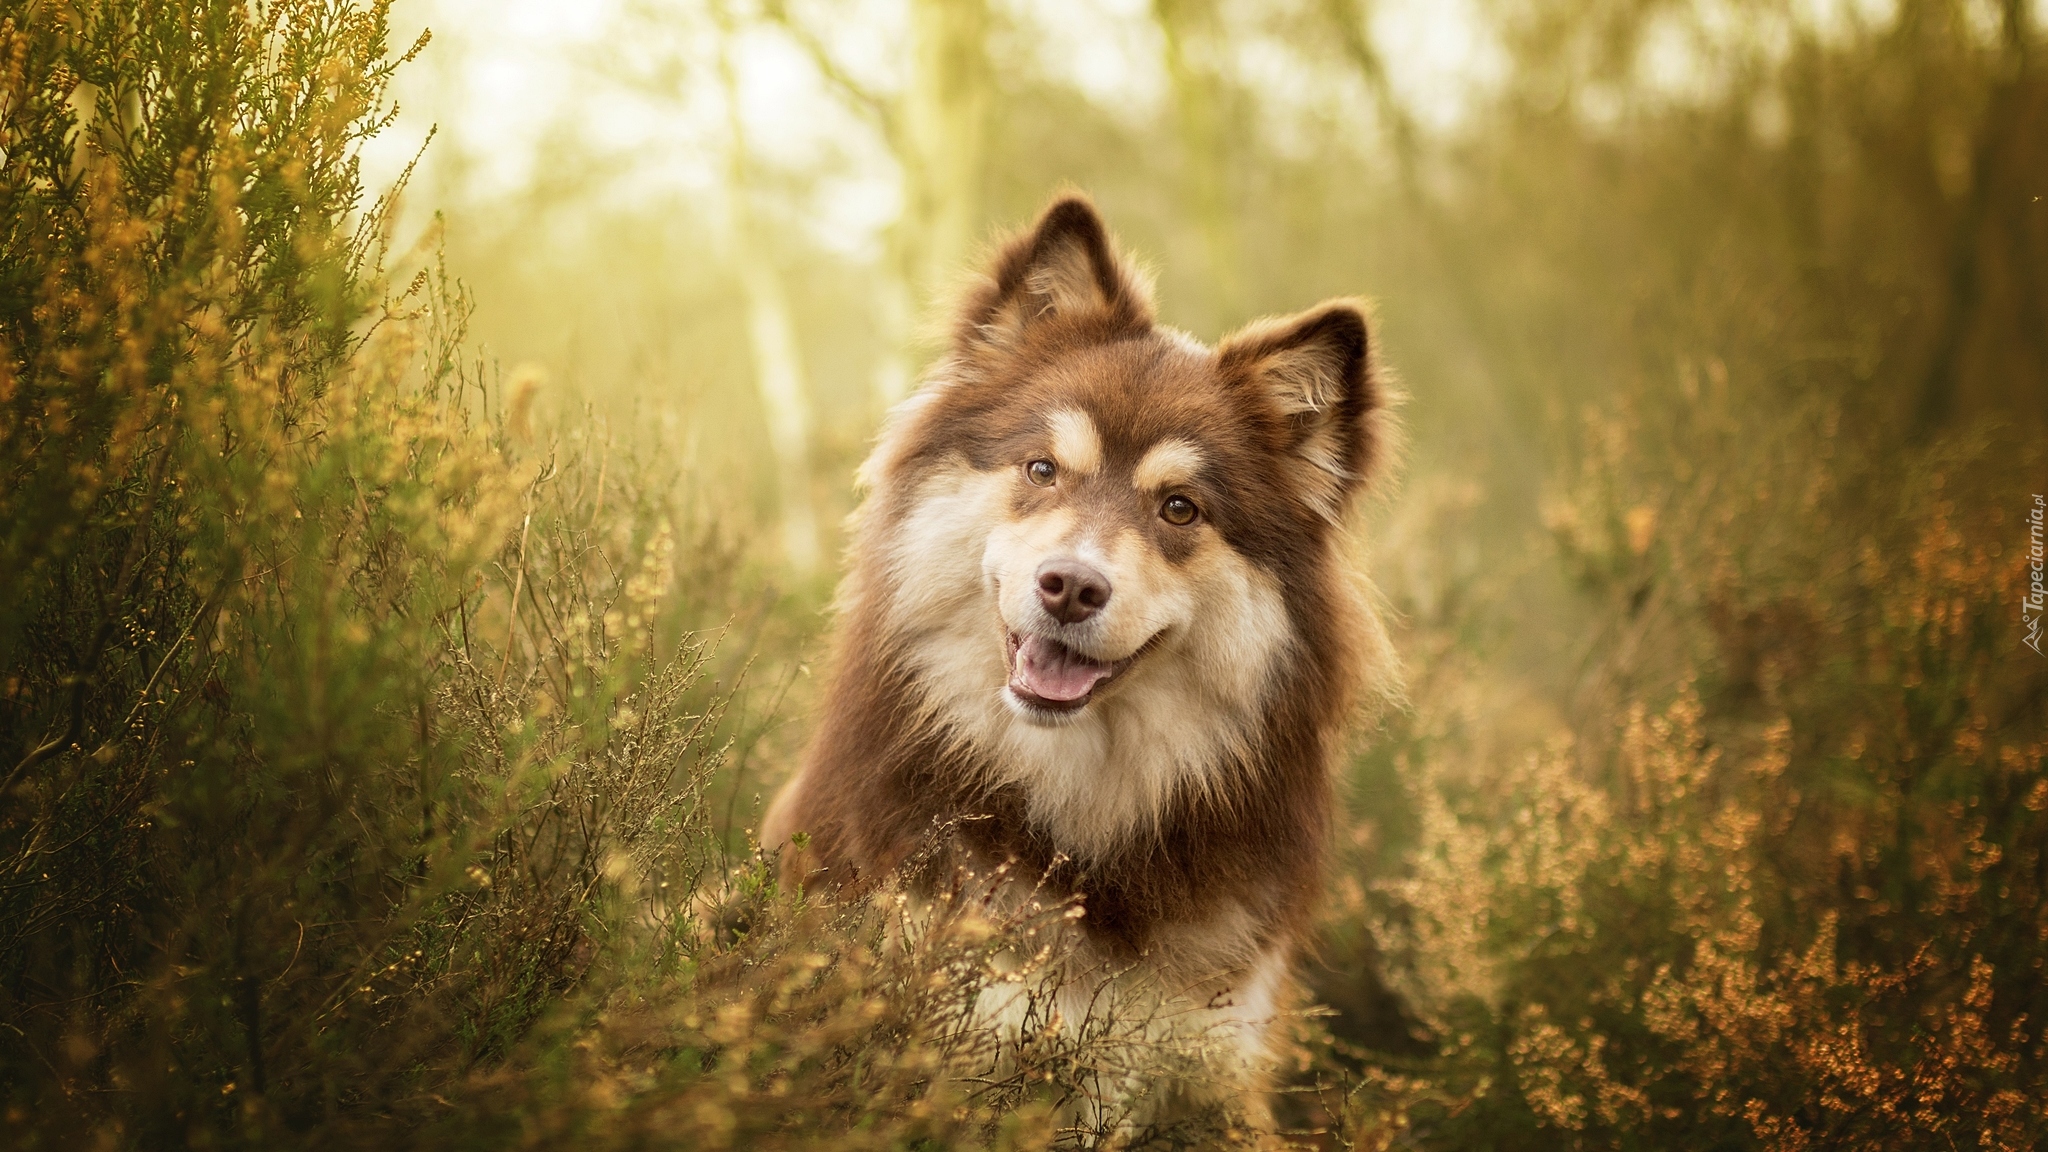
[763,194,1394,1124]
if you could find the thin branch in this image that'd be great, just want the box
[760,0,905,152]
[497,503,534,690]
[4,437,174,795]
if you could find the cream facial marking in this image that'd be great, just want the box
[967,511,1294,853]
[1132,438,1206,492]
[1046,408,1102,476]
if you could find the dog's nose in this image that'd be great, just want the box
[1036,560,1112,624]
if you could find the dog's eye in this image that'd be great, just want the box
[1161,495,1199,526]
[1026,459,1058,487]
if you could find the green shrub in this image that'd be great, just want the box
[0,2,735,1143]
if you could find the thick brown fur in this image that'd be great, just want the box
[763,194,1394,1114]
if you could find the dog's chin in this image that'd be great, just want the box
[1000,629,1160,725]
[1001,686,1090,726]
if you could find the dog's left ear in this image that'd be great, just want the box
[1218,300,1381,521]
[955,195,1152,352]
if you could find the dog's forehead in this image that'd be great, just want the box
[1032,336,1234,463]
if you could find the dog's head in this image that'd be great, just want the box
[848,195,1386,845]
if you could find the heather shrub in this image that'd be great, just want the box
[1318,382,2046,1152]
[1301,5,2048,1144]
[0,3,730,1139]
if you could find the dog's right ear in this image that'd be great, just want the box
[954,195,1152,352]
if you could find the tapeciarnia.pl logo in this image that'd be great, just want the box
[2027,494,2045,656]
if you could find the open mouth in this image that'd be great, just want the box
[1002,631,1156,714]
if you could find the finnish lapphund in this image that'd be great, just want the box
[764,194,1395,1130]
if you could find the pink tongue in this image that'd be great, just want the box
[1012,635,1114,702]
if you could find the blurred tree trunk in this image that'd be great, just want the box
[1152,0,1242,326]
[877,0,991,407]
[902,0,990,304]
[715,15,820,575]
[732,233,822,576]
[767,0,990,410]
[1912,0,2038,435]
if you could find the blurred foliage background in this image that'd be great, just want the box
[1,0,2044,1148]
